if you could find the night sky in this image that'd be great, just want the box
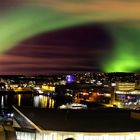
[0,1,140,75]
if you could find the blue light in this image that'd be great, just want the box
[66,75,75,83]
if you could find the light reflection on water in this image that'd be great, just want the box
[33,95,54,108]
[0,94,55,108]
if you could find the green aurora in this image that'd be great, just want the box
[103,23,140,72]
[0,5,140,73]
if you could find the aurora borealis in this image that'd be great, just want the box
[103,23,140,72]
[0,1,140,74]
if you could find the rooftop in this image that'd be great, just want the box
[15,107,140,132]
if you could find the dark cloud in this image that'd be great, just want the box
[2,24,113,75]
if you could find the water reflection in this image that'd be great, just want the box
[17,94,21,107]
[14,94,33,107]
[33,95,54,108]
[1,96,4,108]
[0,94,55,109]
[0,95,13,108]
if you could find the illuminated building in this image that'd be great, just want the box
[116,82,136,91]
[41,85,55,92]
[114,83,140,109]
[66,75,75,84]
